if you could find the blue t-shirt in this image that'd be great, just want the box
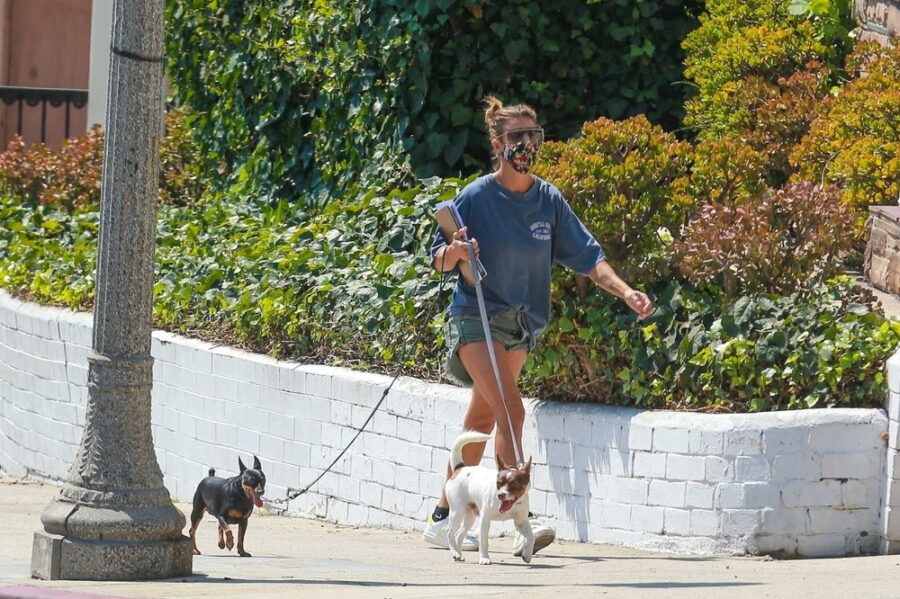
[430,174,605,341]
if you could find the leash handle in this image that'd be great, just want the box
[466,242,524,468]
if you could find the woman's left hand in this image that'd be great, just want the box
[625,290,654,321]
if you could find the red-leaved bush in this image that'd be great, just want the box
[0,109,204,212]
[0,125,103,212]
[673,182,854,296]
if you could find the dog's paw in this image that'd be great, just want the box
[225,532,235,550]
[478,557,492,565]
[450,550,464,562]
[239,551,251,557]
[192,548,201,556]
[217,540,226,549]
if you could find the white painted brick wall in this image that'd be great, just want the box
[0,289,893,558]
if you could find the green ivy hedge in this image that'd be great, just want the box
[165,0,702,205]
[2,175,897,412]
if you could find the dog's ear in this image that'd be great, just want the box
[253,455,262,471]
[524,456,532,473]
[238,457,247,474]
[496,453,507,471]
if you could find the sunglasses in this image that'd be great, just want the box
[501,127,545,146]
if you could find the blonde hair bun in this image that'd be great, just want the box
[482,94,538,140]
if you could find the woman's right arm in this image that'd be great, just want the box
[432,227,479,272]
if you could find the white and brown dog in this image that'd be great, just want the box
[445,430,534,565]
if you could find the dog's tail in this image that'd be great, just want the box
[208,467,215,477]
[450,430,492,473]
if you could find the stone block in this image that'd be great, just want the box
[716,483,748,509]
[760,507,808,535]
[593,421,622,448]
[307,396,332,423]
[841,479,879,509]
[771,453,819,482]
[649,480,686,508]
[809,423,882,452]
[371,460,396,488]
[808,507,876,535]
[890,348,900,395]
[722,509,760,535]
[373,412,398,437]
[664,508,692,536]
[690,509,720,536]
[752,534,797,557]
[797,533,847,558]
[653,428,690,454]
[630,505,664,534]
[744,483,780,509]
[259,434,285,462]
[689,430,723,455]
[734,455,771,481]
[338,475,361,503]
[397,417,422,444]
[667,454,707,481]
[330,400,352,427]
[614,478,648,505]
[888,448,900,479]
[605,449,631,477]
[627,425,653,451]
[633,451,666,478]
[724,430,763,455]
[685,482,715,509]
[394,465,419,493]
[822,452,882,480]
[782,480,842,508]
[705,456,733,482]
[350,455,373,481]
[299,366,334,399]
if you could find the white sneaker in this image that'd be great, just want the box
[423,514,479,551]
[512,516,556,557]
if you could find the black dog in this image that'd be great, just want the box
[189,456,266,557]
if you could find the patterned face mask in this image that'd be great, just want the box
[501,140,540,174]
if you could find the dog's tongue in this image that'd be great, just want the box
[499,499,515,514]
[249,488,263,508]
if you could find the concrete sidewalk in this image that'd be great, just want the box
[1,480,898,599]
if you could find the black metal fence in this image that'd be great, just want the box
[0,86,89,143]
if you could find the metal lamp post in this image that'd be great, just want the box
[31,0,192,580]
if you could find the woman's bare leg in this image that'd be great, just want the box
[436,345,527,509]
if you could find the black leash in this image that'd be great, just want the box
[269,249,454,507]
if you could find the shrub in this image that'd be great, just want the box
[672,182,854,296]
[791,42,900,234]
[165,0,703,205]
[681,0,851,138]
[526,277,900,411]
[534,116,692,280]
[0,112,207,211]
[728,64,832,184]
[675,135,769,206]
[0,126,103,212]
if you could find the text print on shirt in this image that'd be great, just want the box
[530,221,551,241]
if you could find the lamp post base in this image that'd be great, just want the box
[31,496,192,581]
[32,530,192,581]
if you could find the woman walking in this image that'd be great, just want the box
[424,96,654,555]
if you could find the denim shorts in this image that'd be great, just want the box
[444,309,534,387]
